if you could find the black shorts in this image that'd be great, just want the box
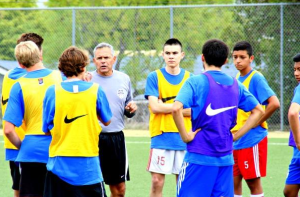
[44,171,107,197]
[19,162,47,197]
[9,161,20,190]
[99,131,130,185]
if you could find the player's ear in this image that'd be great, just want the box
[201,54,205,62]
[224,58,229,64]
[181,51,185,59]
[18,63,26,69]
[250,55,254,62]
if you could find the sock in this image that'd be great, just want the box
[250,194,264,197]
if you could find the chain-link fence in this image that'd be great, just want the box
[0,3,299,130]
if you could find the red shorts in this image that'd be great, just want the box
[233,137,267,179]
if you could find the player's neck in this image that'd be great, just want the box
[239,66,252,76]
[204,64,221,71]
[165,65,180,75]
[26,62,45,72]
[68,73,84,80]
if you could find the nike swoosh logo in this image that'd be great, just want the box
[64,114,87,124]
[162,96,176,103]
[206,103,236,116]
[2,96,8,105]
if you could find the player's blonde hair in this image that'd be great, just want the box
[14,41,41,68]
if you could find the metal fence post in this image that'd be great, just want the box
[72,8,76,46]
[170,7,173,38]
[280,3,284,131]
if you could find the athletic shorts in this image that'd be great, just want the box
[147,148,185,175]
[99,131,130,185]
[44,171,107,197]
[177,162,233,197]
[233,136,267,179]
[19,162,47,197]
[9,161,20,190]
[286,157,300,184]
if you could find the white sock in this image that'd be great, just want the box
[234,195,242,197]
[250,194,264,197]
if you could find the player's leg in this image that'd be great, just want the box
[150,172,165,197]
[172,150,185,183]
[244,137,267,196]
[233,149,243,195]
[109,182,126,197]
[177,162,216,197]
[245,177,263,194]
[9,161,20,197]
[212,165,234,197]
[147,149,175,197]
[73,181,107,197]
[43,171,72,197]
[283,184,300,197]
[19,162,47,197]
[99,131,129,197]
[283,157,300,197]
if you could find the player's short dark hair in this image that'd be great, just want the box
[233,41,253,57]
[17,33,44,51]
[293,53,300,63]
[163,38,182,50]
[202,39,229,68]
[58,46,89,77]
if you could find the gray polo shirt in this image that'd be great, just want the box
[91,70,133,133]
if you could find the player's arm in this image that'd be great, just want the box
[255,95,280,127]
[98,116,111,126]
[148,96,173,114]
[97,86,112,126]
[124,101,137,118]
[4,121,21,149]
[42,86,55,135]
[288,102,300,150]
[182,108,191,117]
[172,101,200,143]
[233,104,264,141]
[124,80,137,118]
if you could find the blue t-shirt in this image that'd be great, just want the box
[4,67,27,161]
[175,70,259,166]
[289,84,300,157]
[43,80,112,185]
[234,70,276,150]
[144,68,193,150]
[3,69,55,163]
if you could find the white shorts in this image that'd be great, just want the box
[147,148,185,175]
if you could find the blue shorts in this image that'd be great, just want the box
[286,157,300,185]
[177,162,233,197]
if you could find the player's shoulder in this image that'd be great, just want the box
[295,83,300,92]
[252,70,266,80]
[147,70,158,79]
[187,73,207,85]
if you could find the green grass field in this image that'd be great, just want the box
[0,135,293,197]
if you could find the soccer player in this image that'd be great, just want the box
[172,39,264,196]
[283,53,300,197]
[144,38,192,197]
[231,41,280,197]
[1,32,43,197]
[42,46,112,197]
[1,33,44,197]
[3,41,62,197]
[91,42,137,197]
